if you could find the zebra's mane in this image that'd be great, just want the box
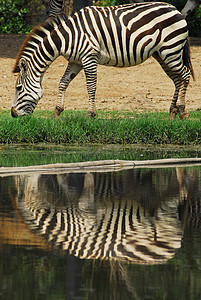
[13,18,62,73]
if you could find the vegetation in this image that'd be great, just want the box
[187,4,201,36]
[0,0,31,34]
[0,110,200,145]
[0,0,201,36]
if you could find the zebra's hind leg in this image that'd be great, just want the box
[52,62,83,118]
[153,53,190,119]
[168,77,181,119]
[176,67,191,119]
[169,68,191,120]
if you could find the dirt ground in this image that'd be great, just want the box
[0,35,200,114]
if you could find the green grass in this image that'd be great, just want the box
[0,110,200,145]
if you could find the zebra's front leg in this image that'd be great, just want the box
[52,62,83,118]
[82,57,98,118]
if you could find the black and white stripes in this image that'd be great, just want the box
[15,171,183,263]
[12,3,194,119]
[42,0,64,17]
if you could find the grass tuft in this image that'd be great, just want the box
[0,110,200,145]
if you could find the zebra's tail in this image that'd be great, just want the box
[183,38,196,81]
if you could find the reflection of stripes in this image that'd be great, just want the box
[12,3,194,119]
[17,172,183,264]
[179,197,201,229]
[94,172,124,199]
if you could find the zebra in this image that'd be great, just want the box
[11,3,195,119]
[42,0,93,18]
[132,0,201,18]
[42,0,65,18]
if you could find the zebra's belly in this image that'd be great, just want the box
[98,56,131,67]
[98,46,154,67]
[98,52,146,68]
[98,50,133,67]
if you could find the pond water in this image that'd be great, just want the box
[1,144,201,167]
[0,162,201,299]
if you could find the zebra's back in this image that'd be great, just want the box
[68,3,187,67]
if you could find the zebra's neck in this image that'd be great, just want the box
[13,17,71,75]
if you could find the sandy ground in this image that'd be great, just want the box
[0,35,200,114]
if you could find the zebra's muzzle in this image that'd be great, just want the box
[11,107,18,118]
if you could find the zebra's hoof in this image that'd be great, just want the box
[52,106,64,118]
[177,106,189,119]
[52,112,60,119]
[87,111,96,118]
[179,111,189,120]
[169,108,178,119]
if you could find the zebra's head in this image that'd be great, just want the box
[11,57,43,117]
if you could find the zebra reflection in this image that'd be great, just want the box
[14,168,191,264]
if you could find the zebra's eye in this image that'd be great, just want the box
[16,85,22,91]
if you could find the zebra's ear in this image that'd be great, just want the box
[19,58,28,74]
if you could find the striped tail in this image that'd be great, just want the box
[183,38,195,81]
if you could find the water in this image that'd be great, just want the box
[0,166,201,299]
[1,144,201,167]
